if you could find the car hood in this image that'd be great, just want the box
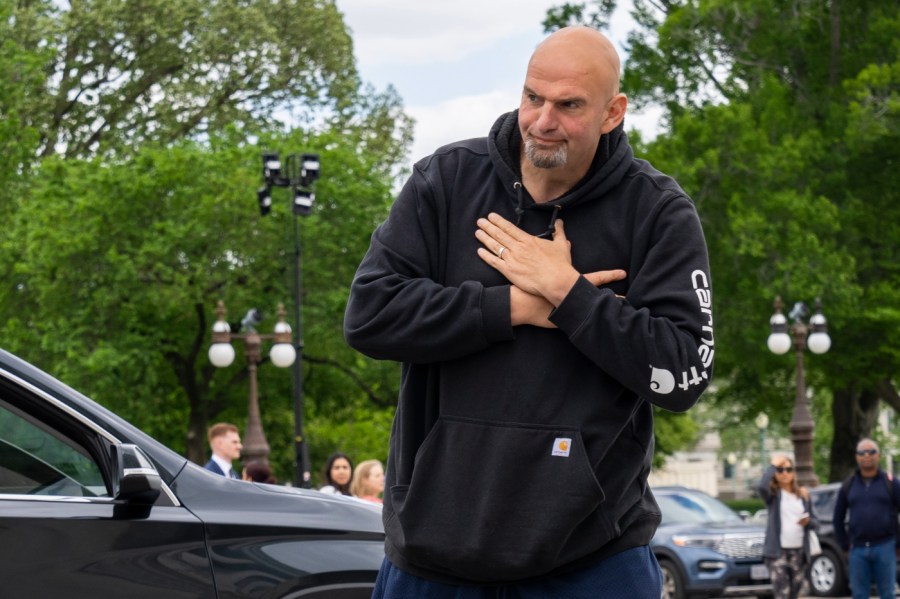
[173,461,386,536]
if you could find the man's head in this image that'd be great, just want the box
[855,437,881,476]
[208,422,242,462]
[518,26,627,177]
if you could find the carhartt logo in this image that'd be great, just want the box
[552,438,572,457]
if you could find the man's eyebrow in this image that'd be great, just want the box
[522,86,584,104]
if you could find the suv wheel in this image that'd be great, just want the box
[808,548,848,596]
[659,558,687,599]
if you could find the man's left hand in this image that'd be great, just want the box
[475,213,580,306]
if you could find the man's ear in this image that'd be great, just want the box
[600,93,628,134]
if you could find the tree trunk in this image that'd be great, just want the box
[829,386,880,482]
[186,397,207,466]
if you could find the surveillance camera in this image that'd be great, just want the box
[241,309,263,332]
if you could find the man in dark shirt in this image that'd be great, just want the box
[833,438,900,599]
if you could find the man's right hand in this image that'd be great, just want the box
[510,285,556,328]
[583,269,627,295]
[510,268,627,328]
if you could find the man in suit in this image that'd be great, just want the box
[204,422,242,478]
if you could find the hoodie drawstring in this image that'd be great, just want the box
[542,205,562,239]
[513,181,562,239]
[513,182,525,226]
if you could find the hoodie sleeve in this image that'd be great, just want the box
[549,193,714,413]
[344,166,514,363]
[757,465,777,505]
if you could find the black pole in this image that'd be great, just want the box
[293,214,310,487]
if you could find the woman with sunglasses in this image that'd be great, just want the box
[756,455,817,599]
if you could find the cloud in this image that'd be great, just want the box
[407,90,518,161]
[339,0,555,67]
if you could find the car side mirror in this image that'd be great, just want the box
[112,444,161,504]
[738,510,751,521]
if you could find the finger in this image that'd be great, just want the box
[476,219,519,250]
[553,219,567,244]
[485,212,527,242]
[475,229,511,256]
[583,269,627,287]
[476,247,506,269]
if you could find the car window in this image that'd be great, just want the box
[657,491,743,525]
[811,488,836,517]
[0,398,106,497]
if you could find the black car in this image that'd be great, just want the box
[0,348,385,597]
[806,482,850,596]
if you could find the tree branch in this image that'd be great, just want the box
[875,378,900,412]
[304,354,394,408]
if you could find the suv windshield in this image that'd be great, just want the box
[657,491,743,525]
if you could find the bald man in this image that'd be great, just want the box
[346,26,714,598]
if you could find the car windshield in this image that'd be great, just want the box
[657,490,744,525]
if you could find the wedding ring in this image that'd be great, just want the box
[498,246,507,259]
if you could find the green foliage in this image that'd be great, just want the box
[9,0,360,160]
[542,1,616,32]
[653,409,698,468]
[0,0,51,211]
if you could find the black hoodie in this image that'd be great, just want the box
[344,111,714,584]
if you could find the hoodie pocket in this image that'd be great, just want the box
[386,416,610,582]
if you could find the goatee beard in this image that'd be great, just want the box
[524,136,567,169]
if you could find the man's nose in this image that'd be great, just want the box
[535,104,558,131]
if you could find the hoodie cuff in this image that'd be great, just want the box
[481,285,514,343]
[549,275,612,334]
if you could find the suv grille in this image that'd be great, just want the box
[716,533,766,558]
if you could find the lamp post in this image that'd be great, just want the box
[755,412,769,470]
[257,151,320,487]
[208,301,296,466]
[767,297,831,487]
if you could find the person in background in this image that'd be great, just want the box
[756,455,815,599]
[350,459,384,504]
[203,422,242,479]
[833,438,900,599]
[343,25,713,598]
[319,452,354,496]
[242,461,277,484]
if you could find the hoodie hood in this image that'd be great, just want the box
[487,110,634,219]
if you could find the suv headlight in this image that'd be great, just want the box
[672,533,723,549]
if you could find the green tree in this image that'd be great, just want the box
[7,0,359,160]
[546,0,900,480]
[0,0,50,210]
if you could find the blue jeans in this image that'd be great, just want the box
[371,545,662,599]
[849,538,896,599]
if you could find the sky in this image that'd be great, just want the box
[334,0,662,164]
